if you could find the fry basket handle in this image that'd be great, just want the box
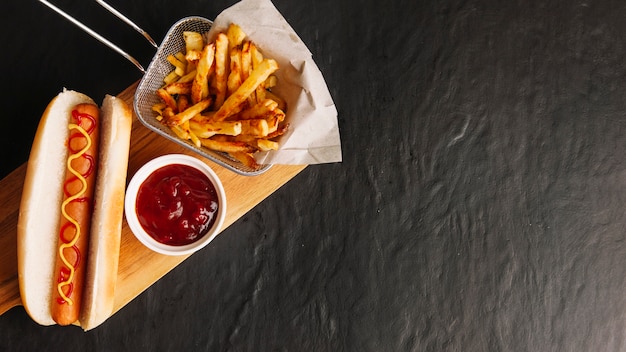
[37,0,155,73]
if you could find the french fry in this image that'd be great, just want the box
[167,99,212,126]
[237,99,278,120]
[266,122,289,139]
[250,43,266,102]
[265,90,286,111]
[239,119,269,137]
[170,125,189,140]
[213,33,230,109]
[255,139,279,151]
[233,135,279,151]
[176,51,191,71]
[226,23,246,51]
[213,58,279,121]
[167,54,186,76]
[199,137,255,153]
[229,151,259,169]
[194,110,216,122]
[264,75,277,89]
[265,116,279,134]
[189,120,242,138]
[240,41,256,105]
[274,107,286,122]
[183,121,202,147]
[162,110,176,132]
[177,94,191,113]
[184,31,204,52]
[189,131,201,147]
[241,41,252,81]
[164,81,192,95]
[185,56,199,73]
[151,102,166,115]
[227,47,242,96]
[185,49,202,62]
[177,69,198,83]
[174,52,187,63]
[171,121,201,147]
[163,71,180,85]
[191,43,215,104]
[156,88,178,111]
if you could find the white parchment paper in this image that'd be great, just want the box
[206,0,342,165]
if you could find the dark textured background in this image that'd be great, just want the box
[2,0,626,351]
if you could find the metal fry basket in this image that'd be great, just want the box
[39,1,271,176]
[134,16,271,176]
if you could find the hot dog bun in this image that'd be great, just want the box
[17,89,133,330]
[80,95,132,330]
[18,90,95,327]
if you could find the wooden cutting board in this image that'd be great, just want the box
[0,81,306,323]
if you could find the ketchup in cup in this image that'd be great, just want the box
[136,164,218,246]
[125,154,226,256]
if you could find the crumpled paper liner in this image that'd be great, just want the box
[206,0,342,165]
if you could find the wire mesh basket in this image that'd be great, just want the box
[133,16,272,176]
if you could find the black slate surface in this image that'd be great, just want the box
[2,0,626,351]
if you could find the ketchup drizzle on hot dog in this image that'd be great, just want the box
[56,109,96,306]
[56,267,75,304]
[56,222,83,304]
[71,109,97,134]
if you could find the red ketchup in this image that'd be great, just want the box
[135,164,219,246]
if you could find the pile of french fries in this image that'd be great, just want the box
[152,23,288,169]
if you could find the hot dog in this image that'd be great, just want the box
[51,103,100,326]
[17,90,133,330]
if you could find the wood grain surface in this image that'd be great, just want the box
[0,81,306,323]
